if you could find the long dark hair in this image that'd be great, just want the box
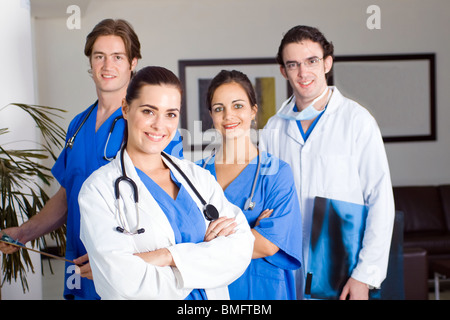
[206,70,257,112]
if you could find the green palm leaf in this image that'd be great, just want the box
[1,103,67,293]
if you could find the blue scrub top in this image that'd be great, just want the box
[293,103,326,142]
[51,101,183,300]
[136,168,207,300]
[198,152,302,300]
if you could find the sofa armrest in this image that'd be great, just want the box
[403,247,428,300]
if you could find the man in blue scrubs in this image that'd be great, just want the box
[0,19,182,299]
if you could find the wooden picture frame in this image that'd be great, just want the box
[329,53,436,142]
[178,58,291,149]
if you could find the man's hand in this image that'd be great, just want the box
[0,228,22,254]
[339,277,369,300]
[73,253,93,280]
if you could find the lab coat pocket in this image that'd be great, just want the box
[319,154,358,195]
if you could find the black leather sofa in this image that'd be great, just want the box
[393,185,450,277]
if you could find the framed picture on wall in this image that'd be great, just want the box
[329,53,436,143]
[178,58,291,150]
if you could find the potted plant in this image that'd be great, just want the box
[1,103,67,295]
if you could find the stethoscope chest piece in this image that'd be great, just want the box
[244,198,256,211]
[203,204,219,221]
[161,152,219,222]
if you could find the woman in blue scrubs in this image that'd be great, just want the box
[198,70,303,299]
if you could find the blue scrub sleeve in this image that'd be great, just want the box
[254,161,302,270]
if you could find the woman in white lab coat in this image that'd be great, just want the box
[78,66,254,300]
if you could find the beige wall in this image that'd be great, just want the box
[31,0,450,188]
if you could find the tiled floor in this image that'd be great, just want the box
[41,258,450,300]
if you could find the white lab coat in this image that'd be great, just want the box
[79,150,254,300]
[259,86,394,288]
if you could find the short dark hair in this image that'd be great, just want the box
[125,66,182,104]
[84,19,142,66]
[276,25,334,66]
[206,70,257,111]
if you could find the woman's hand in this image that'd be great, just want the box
[252,209,278,259]
[134,217,238,267]
[204,216,237,242]
[254,209,273,227]
[134,248,175,267]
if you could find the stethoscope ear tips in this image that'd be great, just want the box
[116,226,125,233]
[115,226,145,234]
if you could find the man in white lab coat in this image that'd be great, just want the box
[259,25,395,300]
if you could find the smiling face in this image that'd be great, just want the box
[90,35,137,96]
[122,84,180,159]
[209,82,257,141]
[280,40,333,109]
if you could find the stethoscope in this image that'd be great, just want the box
[65,101,123,161]
[115,144,220,235]
[202,150,260,211]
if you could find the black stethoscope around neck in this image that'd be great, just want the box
[115,144,219,235]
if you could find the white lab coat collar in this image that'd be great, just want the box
[276,86,341,117]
